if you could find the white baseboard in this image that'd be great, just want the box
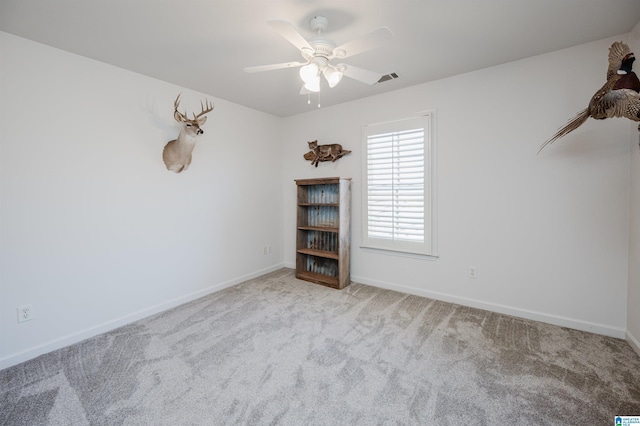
[351,274,626,339]
[627,330,640,358]
[0,263,285,371]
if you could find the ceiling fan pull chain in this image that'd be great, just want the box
[307,93,311,105]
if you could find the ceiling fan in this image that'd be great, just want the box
[244,16,393,94]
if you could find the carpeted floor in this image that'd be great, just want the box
[1,268,639,425]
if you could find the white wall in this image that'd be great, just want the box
[627,23,640,356]
[0,32,284,369]
[282,35,631,338]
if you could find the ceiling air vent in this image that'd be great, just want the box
[377,72,399,83]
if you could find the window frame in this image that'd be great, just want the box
[361,111,437,257]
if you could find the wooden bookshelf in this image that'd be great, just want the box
[295,177,351,289]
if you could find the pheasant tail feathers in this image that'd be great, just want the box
[538,109,590,154]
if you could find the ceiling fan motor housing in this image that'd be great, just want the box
[310,38,335,58]
[307,16,340,59]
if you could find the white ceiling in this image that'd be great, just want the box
[2,1,640,117]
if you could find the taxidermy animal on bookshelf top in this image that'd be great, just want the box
[304,140,351,167]
[539,41,640,154]
[162,94,214,173]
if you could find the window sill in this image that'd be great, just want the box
[360,245,439,260]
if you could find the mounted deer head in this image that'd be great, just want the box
[162,94,214,173]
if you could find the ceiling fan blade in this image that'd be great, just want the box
[267,20,313,52]
[244,61,305,73]
[332,27,393,59]
[341,64,383,85]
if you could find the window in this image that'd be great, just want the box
[362,112,436,256]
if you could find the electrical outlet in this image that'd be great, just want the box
[468,266,477,279]
[17,304,33,323]
[263,245,272,255]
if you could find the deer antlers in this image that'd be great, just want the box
[174,94,214,121]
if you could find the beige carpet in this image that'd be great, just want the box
[1,268,639,425]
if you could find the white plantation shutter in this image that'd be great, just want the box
[367,128,424,241]
[362,114,435,255]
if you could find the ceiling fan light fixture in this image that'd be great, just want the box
[304,76,321,93]
[323,67,343,88]
[299,63,319,83]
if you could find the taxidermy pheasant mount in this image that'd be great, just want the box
[538,41,640,154]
